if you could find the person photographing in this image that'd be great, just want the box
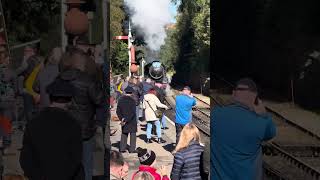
[211,78,276,180]
[174,86,196,145]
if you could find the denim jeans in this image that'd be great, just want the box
[82,137,94,180]
[161,113,167,128]
[147,120,161,139]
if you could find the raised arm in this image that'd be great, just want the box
[154,96,168,109]
[262,115,276,141]
[192,97,196,106]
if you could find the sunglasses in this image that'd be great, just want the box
[234,87,257,93]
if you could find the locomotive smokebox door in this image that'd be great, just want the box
[148,61,164,78]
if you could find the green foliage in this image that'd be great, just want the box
[192,0,210,47]
[159,29,179,71]
[159,0,210,86]
[110,0,128,74]
[3,0,61,54]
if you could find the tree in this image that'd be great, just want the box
[110,0,127,74]
[112,41,129,75]
[159,0,210,89]
[3,0,61,53]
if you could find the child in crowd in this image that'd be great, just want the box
[133,171,155,180]
[132,147,169,180]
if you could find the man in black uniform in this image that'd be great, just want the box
[117,86,138,154]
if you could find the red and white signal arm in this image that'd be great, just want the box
[114,36,129,40]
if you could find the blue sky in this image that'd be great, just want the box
[169,2,179,23]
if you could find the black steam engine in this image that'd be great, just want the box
[144,60,167,84]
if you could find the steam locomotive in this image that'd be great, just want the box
[144,60,168,85]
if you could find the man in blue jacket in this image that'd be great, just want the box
[175,86,196,145]
[211,78,276,180]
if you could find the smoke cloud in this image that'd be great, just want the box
[124,0,174,51]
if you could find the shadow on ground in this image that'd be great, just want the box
[162,143,175,153]
[137,134,148,143]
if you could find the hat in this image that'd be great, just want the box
[183,86,191,91]
[124,86,135,94]
[46,78,74,98]
[235,78,258,92]
[137,147,156,166]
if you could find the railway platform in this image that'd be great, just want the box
[1,122,105,177]
[110,107,176,179]
[211,92,320,138]
[264,101,320,138]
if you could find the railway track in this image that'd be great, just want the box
[211,86,320,179]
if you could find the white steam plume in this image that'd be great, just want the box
[124,0,174,51]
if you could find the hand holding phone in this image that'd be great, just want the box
[253,98,267,115]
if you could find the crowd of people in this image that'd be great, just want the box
[0,34,205,180]
[110,73,206,180]
[0,37,107,180]
[0,34,278,180]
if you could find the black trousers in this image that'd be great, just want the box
[175,123,185,145]
[23,93,34,123]
[120,132,136,152]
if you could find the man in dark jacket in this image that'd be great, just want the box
[117,86,138,153]
[128,77,143,122]
[20,77,84,180]
[58,49,104,180]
